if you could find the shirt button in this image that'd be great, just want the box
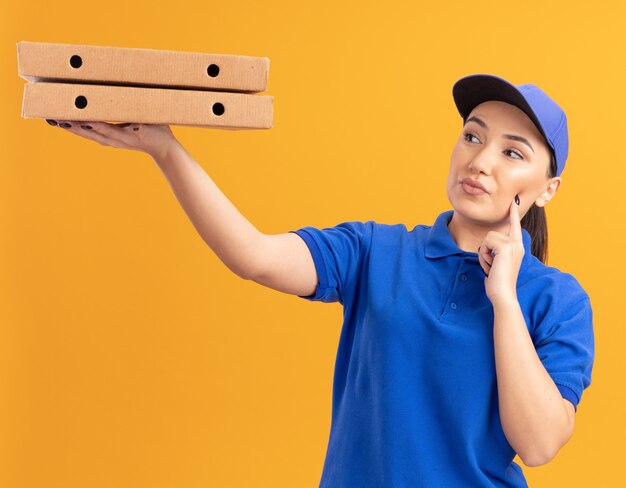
[450,302,457,309]
[461,274,468,281]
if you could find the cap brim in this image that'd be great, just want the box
[452,74,548,144]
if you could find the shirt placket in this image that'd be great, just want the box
[440,257,480,321]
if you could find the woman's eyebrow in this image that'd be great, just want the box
[464,115,535,154]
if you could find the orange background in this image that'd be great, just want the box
[1,0,623,486]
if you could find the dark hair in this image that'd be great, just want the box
[520,149,557,265]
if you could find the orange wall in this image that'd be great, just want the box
[1,1,622,486]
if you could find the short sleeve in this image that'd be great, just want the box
[288,221,373,304]
[534,296,595,412]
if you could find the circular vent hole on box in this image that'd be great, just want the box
[207,64,220,77]
[70,55,82,69]
[75,96,88,109]
[212,103,225,116]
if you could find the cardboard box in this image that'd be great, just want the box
[17,41,273,129]
[21,81,273,129]
[17,41,269,93]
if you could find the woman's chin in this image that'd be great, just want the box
[451,200,498,222]
[452,196,489,212]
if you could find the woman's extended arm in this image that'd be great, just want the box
[150,141,265,279]
[48,120,319,293]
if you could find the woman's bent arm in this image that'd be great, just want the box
[493,297,575,466]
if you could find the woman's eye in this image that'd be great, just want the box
[505,149,524,160]
[463,131,524,160]
[463,131,479,143]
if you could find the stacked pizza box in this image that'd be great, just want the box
[17,41,273,130]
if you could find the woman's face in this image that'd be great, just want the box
[447,100,561,225]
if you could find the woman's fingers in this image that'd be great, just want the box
[477,244,494,277]
[74,121,141,148]
[478,251,489,277]
[90,122,139,146]
[52,119,135,150]
[88,121,141,147]
[49,119,144,149]
[46,118,178,159]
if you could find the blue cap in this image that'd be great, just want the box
[452,74,569,177]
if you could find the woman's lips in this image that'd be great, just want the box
[461,181,489,195]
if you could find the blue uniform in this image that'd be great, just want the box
[289,209,594,488]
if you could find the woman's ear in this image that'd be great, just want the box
[534,177,562,208]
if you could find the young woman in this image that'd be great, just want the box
[48,73,594,487]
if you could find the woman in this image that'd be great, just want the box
[48,73,594,487]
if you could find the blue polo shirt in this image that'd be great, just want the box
[289,209,594,488]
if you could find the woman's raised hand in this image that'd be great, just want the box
[45,119,181,161]
[477,197,525,306]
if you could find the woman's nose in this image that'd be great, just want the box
[467,147,496,173]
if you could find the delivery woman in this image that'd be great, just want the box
[48,73,594,487]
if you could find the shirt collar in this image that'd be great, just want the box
[424,209,533,268]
